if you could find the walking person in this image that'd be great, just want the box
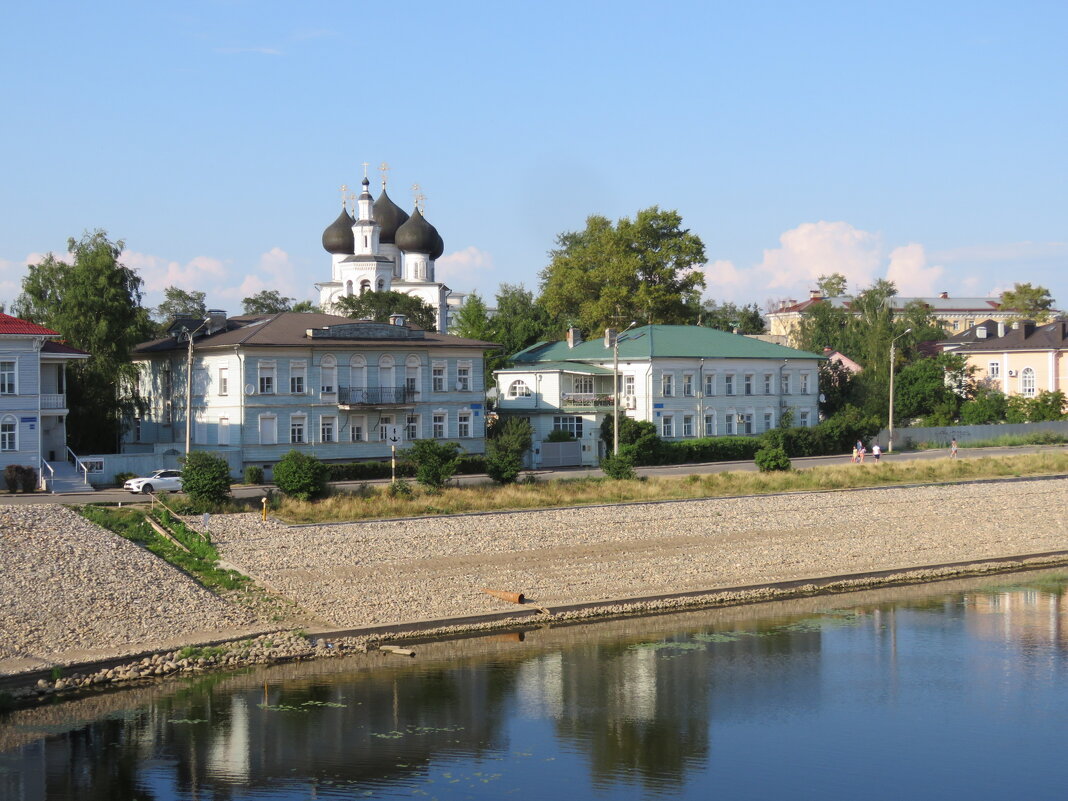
[872,443,881,463]
[950,438,958,458]
[851,444,858,463]
[858,443,866,463]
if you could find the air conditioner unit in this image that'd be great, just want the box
[624,395,637,409]
[1007,370,1017,377]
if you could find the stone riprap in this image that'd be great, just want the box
[0,505,258,672]
[210,477,1068,628]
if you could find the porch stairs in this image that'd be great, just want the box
[44,461,96,494]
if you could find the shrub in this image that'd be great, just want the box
[403,440,462,490]
[545,429,576,443]
[386,480,414,498]
[18,465,37,492]
[273,450,329,500]
[243,465,265,485]
[114,471,136,486]
[600,452,636,480]
[4,464,19,492]
[754,445,791,472]
[180,451,232,506]
[486,418,532,484]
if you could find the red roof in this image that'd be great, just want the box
[0,313,60,336]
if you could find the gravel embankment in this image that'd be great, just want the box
[210,477,1068,628]
[0,505,258,671]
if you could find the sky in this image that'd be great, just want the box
[1,1,1065,317]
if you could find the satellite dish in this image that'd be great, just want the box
[244,384,256,395]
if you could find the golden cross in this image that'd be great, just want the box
[347,192,356,211]
[415,192,426,213]
[339,184,348,207]
[379,161,390,187]
[361,162,369,179]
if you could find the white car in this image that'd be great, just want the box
[124,469,183,494]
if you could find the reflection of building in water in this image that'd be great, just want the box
[964,589,1068,651]
[207,695,251,783]
[516,651,565,719]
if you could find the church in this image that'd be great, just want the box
[316,166,451,333]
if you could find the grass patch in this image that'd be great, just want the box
[914,431,1067,450]
[273,451,1068,524]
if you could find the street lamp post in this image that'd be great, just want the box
[887,328,912,453]
[612,322,638,456]
[183,318,211,455]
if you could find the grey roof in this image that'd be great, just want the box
[946,319,1068,352]
[396,207,437,254]
[372,188,409,245]
[322,207,355,255]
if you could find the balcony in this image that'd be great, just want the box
[40,393,67,410]
[560,392,616,410]
[337,386,414,407]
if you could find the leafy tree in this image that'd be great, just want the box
[154,286,206,324]
[488,283,553,371]
[893,353,969,422]
[700,301,765,334]
[485,417,532,484]
[180,451,232,506]
[14,230,154,452]
[243,289,295,315]
[754,445,791,472]
[817,359,858,419]
[453,292,494,340]
[1008,390,1068,422]
[794,298,851,354]
[333,290,437,331]
[959,385,1008,424]
[290,299,319,313]
[816,272,848,297]
[403,439,461,490]
[539,206,706,335]
[273,450,329,500]
[999,282,1055,322]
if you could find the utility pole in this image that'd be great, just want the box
[887,328,912,453]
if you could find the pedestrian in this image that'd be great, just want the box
[851,445,858,463]
[858,444,866,463]
[872,443,881,463]
[950,438,958,458]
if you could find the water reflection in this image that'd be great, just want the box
[4,570,1068,800]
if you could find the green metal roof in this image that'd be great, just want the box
[509,325,824,363]
[495,360,615,375]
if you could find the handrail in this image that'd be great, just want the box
[66,446,90,485]
[40,459,55,492]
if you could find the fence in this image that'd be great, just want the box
[876,420,1068,449]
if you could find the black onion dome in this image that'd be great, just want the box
[395,207,436,253]
[358,176,373,201]
[322,208,355,254]
[373,189,409,244]
[429,223,444,260]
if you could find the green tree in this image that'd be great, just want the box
[290,299,319,313]
[816,272,849,297]
[485,417,532,484]
[893,353,970,423]
[243,289,295,315]
[999,282,1055,322]
[14,230,154,452]
[154,286,207,324]
[959,385,1008,424]
[794,299,851,354]
[700,301,765,334]
[273,450,329,500]
[180,451,232,506]
[453,292,494,340]
[403,439,461,490]
[332,290,437,331]
[539,206,706,335]
[488,283,553,371]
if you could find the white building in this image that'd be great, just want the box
[495,325,823,467]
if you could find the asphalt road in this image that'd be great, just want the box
[1,444,1062,506]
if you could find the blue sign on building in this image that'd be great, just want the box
[653,403,664,409]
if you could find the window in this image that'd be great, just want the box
[211,416,227,446]
[552,415,583,438]
[683,415,694,437]
[661,415,675,438]
[218,367,228,396]
[741,374,751,395]
[742,413,753,434]
[321,416,336,443]
[704,374,716,396]
[457,364,471,391]
[195,416,207,445]
[378,415,394,441]
[725,375,735,396]
[799,410,810,427]
[350,355,367,391]
[350,416,365,442]
[1,416,17,451]
[320,355,336,394]
[290,362,306,394]
[763,412,773,432]
[573,375,593,394]
[290,415,306,444]
[405,356,420,397]
[683,374,694,397]
[258,415,277,445]
[800,373,810,395]
[623,374,635,396]
[379,355,395,393]
[1021,367,1036,397]
[781,373,791,395]
[508,380,531,398]
[458,412,471,438]
[133,417,142,442]
[764,374,772,395]
[704,413,716,437]
[662,372,674,397]
[258,362,275,394]
[725,413,735,435]
[988,362,1000,379]
[0,361,15,395]
[433,412,446,438]
[406,414,419,440]
[432,362,446,392]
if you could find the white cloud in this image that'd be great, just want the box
[122,250,229,296]
[702,259,747,295]
[886,243,945,296]
[930,241,1068,263]
[435,246,494,291]
[221,247,306,305]
[759,221,883,292]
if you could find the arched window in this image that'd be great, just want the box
[405,355,421,398]
[379,355,395,399]
[1021,367,1036,397]
[508,380,531,398]
[377,278,385,290]
[359,280,371,295]
[0,415,16,451]
[345,280,353,296]
[349,355,366,403]
[320,354,337,395]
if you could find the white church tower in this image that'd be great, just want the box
[317,165,451,333]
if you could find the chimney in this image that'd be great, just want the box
[566,327,584,348]
[389,313,407,327]
[809,289,823,300]
[997,321,1006,337]
[976,325,987,339]
[1020,320,1035,337]
[604,328,617,348]
[939,291,949,299]
[206,309,227,335]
